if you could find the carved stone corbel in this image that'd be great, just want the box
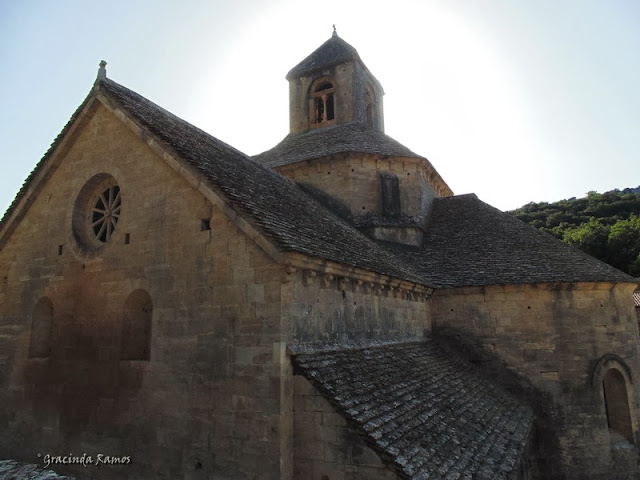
[303,270,317,286]
[322,274,335,288]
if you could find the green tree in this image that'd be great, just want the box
[606,216,640,273]
[511,187,640,276]
[628,254,640,277]
[563,219,610,261]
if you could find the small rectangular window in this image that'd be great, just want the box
[380,172,401,218]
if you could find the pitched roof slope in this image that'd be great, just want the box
[400,194,636,287]
[294,341,533,479]
[253,121,425,168]
[94,79,428,284]
[0,90,96,234]
[287,32,360,80]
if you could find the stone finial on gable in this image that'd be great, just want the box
[97,60,107,80]
[332,24,337,37]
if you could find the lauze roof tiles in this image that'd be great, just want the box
[294,341,533,479]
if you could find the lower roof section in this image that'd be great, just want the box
[393,194,637,287]
[294,340,533,479]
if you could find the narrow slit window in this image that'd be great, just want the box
[365,85,376,129]
[380,172,401,218]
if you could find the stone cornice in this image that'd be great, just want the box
[283,252,433,301]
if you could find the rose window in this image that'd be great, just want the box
[91,184,121,243]
[72,174,123,251]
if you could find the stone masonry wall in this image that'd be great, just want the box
[431,282,640,479]
[276,154,445,226]
[0,102,291,479]
[281,268,429,347]
[293,374,398,480]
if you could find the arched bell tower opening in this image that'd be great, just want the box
[286,29,384,135]
[309,77,336,127]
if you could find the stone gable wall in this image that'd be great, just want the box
[431,282,640,479]
[293,374,398,480]
[0,103,291,479]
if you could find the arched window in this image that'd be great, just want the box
[603,368,634,442]
[365,85,376,129]
[29,297,53,358]
[592,354,635,444]
[121,289,152,361]
[309,78,336,127]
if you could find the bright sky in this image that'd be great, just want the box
[1,0,639,215]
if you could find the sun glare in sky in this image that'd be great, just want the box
[0,0,638,216]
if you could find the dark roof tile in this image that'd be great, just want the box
[87,79,430,284]
[294,341,533,479]
[253,121,424,168]
[287,33,360,80]
[393,194,636,287]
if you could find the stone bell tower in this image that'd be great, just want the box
[255,29,453,248]
[286,27,385,135]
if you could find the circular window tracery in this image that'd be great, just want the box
[91,184,121,243]
[72,174,122,251]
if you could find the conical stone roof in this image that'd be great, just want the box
[286,31,361,80]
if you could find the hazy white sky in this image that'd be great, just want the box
[1,0,638,215]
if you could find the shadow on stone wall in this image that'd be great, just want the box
[432,327,566,480]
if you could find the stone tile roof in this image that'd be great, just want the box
[287,32,360,80]
[2,77,634,290]
[294,341,533,479]
[398,194,636,287]
[0,459,74,479]
[0,77,426,285]
[98,79,432,283]
[253,121,426,168]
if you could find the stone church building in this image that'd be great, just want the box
[0,32,638,480]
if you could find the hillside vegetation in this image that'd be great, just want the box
[509,187,640,277]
